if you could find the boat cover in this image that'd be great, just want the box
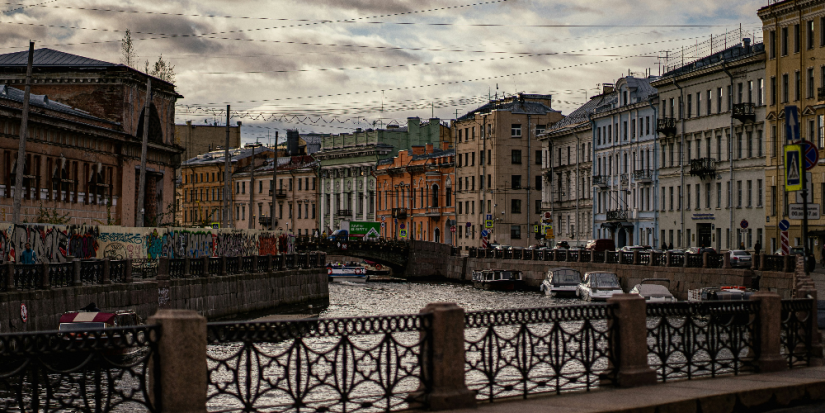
[60,312,117,325]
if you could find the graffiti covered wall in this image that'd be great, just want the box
[0,225,281,263]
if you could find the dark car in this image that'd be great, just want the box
[686,247,717,255]
[585,239,615,252]
[555,241,570,249]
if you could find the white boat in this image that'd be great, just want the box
[327,264,369,283]
[577,272,624,301]
[471,269,524,291]
[540,268,582,297]
[629,279,677,302]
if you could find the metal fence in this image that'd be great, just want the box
[606,252,620,264]
[763,255,785,272]
[781,298,814,369]
[206,314,433,413]
[13,264,42,290]
[620,252,634,265]
[80,260,104,284]
[110,259,128,282]
[685,254,704,268]
[208,257,222,275]
[464,305,616,401]
[190,258,205,277]
[169,258,186,279]
[668,253,685,267]
[49,262,73,288]
[646,301,759,382]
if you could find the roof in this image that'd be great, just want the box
[546,95,607,132]
[181,146,276,166]
[0,84,114,123]
[660,42,765,79]
[458,96,559,121]
[0,48,119,68]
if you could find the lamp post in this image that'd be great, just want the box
[247,141,262,229]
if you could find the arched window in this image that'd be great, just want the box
[136,103,164,143]
[432,184,440,208]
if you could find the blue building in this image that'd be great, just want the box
[591,76,660,248]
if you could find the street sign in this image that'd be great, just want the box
[790,203,821,220]
[400,223,406,230]
[786,105,800,143]
[785,144,803,192]
[740,220,749,229]
[481,229,489,238]
[533,225,539,233]
[803,141,820,170]
[382,216,386,222]
[779,219,791,231]
[797,172,814,203]
[543,211,552,220]
[381,222,386,229]
[485,220,494,228]
[399,229,407,238]
[451,226,456,233]
[781,231,790,255]
[486,214,493,221]
[545,227,554,239]
[20,303,27,323]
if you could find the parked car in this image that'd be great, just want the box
[585,239,616,252]
[629,279,677,302]
[493,244,512,251]
[619,245,647,253]
[669,249,686,254]
[729,250,752,268]
[686,247,717,255]
[577,272,624,302]
[555,241,570,249]
[540,267,582,297]
[773,247,805,256]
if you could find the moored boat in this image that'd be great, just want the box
[327,262,369,283]
[471,269,523,291]
[58,309,144,358]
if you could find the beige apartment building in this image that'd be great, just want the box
[453,94,563,249]
[759,1,825,255]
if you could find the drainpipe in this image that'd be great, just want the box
[647,96,659,248]
[674,78,686,248]
[723,61,735,251]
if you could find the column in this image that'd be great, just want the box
[363,167,368,221]
[351,174,356,220]
[330,171,335,231]
[320,174,326,233]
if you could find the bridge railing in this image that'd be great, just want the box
[8,293,802,412]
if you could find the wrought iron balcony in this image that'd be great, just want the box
[392,208,408,219]
[606,209,629,221]
[593,175,609,187]
[732,103,755,122]
[620,174,629,185]
[268,189,287,198]
[657,118,677,136]
[819,86,825,102]
[337,209,353,216]
[633,169,653,182]
[424,207,442,217]
[689,158,716,179]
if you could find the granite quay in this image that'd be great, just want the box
[0,252,328,333]
[0,288,819,412]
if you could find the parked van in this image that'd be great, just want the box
[585,239,615,252]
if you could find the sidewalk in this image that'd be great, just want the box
[446,367,825,413]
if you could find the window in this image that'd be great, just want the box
[511,124,522,138]
[717,182,722,208]
[728,85,733,110]
[471,152,475,166]
[696,183,701,210]
[783,74,789,103]
[795,24,800,53]
[737,181,742,208]
[809,68,815,99]
[535,150,542,165]
[687,94,692,118]
[782,26,788,56]
[795,71,801,101]
[771,186,777,215]
[771,77,777,106]
[747,180,752,207]
[809,20,815,50]
[511,225,521,239]
[717,87,723,113]
[757,179,763,207]
[511,199,522,214]
[707,90,712,114]
[696,92,701,116]
[758,130,763,157]
[511,175,521,190]
[706,183,711,209]
[535,175,542,191]
[758,79,764,106]
[511,150,522,164]
[747,131,753,158]
[770,29,776,59]
[822,17,825,47]
[686,185,691,210]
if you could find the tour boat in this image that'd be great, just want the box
[362,260,391,276]
[327,263,369,283]
[58,310,145,358]
[471,269,524,291]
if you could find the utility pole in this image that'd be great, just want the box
[271,131,279,231]
[248,141,261,229]
[223,105,231,229]
[12,41,34,225]
[136,77,151,227]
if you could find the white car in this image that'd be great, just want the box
[629,279,677,302]
[577,272,624,301]
[540,268,582,297]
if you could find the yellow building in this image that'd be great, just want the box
[759,1,825,255]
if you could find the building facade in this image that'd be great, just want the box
[454,94,563,249]
[652,40,767,251]
[314,117,451,234]
[539,98,595,247]
[759,1,825,255]
[175,122,241,163]
[0,49,182,226]
[592,77,660,248]
[375,143,455,243]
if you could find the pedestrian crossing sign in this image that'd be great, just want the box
[485,220,493,228]
[785,144,803,192]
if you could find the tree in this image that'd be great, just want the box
[35,202,70,224]
[120,29,137,68]
[145,54,176,84]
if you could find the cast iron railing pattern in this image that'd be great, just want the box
[686,254,704,268]
[780,298,814,369]
[14,264,43,290]
[110,260,127,282]
[190,259,205,277]
[652,252,666,266]
[606,210,629,221]
[464,305,616,401]
[49,262,73,288]
[556,250,567,262]
[646,301,759,382]
[241,256,254,273]
[206,314,433,413]
[639,253,650,265]
[257,256,269,273]
[132,259,157,279]
[580,251,592,262]
[606,252,619,264]
[668,253,684,267]
[80,260,103,284]
[763,255,785,272]
[209,257,222,275]
[0,325,160,412]
[620,252,634,265]
[0,264,7,291]
[567,251,578,262]
[707,254,724,269]
[593,251,605,262]
[226,257,240,275]
[297,253,309,268]
[286,254,296,269]
[169,258,185,279]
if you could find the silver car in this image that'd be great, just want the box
[729,250,752,268]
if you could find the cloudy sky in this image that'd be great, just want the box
[0,0,768,144]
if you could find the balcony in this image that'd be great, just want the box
[268,189,287,198]
[337,209,353,216]
[593,175,609,188]
[606,209,629,221]
[689,158,716,179]
[633,169,653,183]
[657,118,677,137]
[424,207,442,217]
[620,174,629,185]
[819,86,825,101]
[732,103,755,123]
[392,208,408,219]
[258,216,274,226]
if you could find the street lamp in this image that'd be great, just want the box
[247,141,263,229]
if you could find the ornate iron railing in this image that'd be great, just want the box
[646,301,759,382]
[49,262,73,288]
[80,260,103,284]
[606,210,629,221]
[0,325,160,412]
[110,260,127,282]
[707,254,724,269]
[593,251,605,262]
[190,258,205,277]
[689,158,716,179]
[556,250,567,261]
[686,254,704,268]
[732,103,756,122]
[297,253,310,268]
[169,258,185,279]
[132,259,157,279]
[208,257,222,275]
[513,249,522,260]
[593,175,609,186]
[657,117,677,136]
[620,252,634,265]
[206,314,433,413]
[580,250,592,262]
[226,257,241,274]
[639,252,651,265]
[780,298,814,369]
[257,256,269,273]
[464,305,616,401]
[606,251,620,264]
[668,253,685,267]
[763,255,785,272]
[567,250,578,262]
[0,264,7,291]
[14,264,42,290]
[285,254,297,269]
[652,252,666,267]
[241,256,254,273]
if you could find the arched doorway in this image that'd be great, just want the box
[434,228,441,243]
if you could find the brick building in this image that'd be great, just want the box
[0,48,182,226]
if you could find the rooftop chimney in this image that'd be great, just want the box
[743,38,751,53]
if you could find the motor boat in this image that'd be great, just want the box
[577,272,624,301]
[471,269,524,291]
[629,278,677,302]
[361,260,391,276]
[58,309,144,358]
[688,285,757,302]
[327,262,369,283]
[540,267,582,297]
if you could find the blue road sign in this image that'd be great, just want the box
[486,214,493,221]
[779,219,791,231]
[481,229,489,238]
[786,106,800,143]
[804,141,820,170]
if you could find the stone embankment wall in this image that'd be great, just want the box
[0,269,328,333]
[442,256,794,300]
